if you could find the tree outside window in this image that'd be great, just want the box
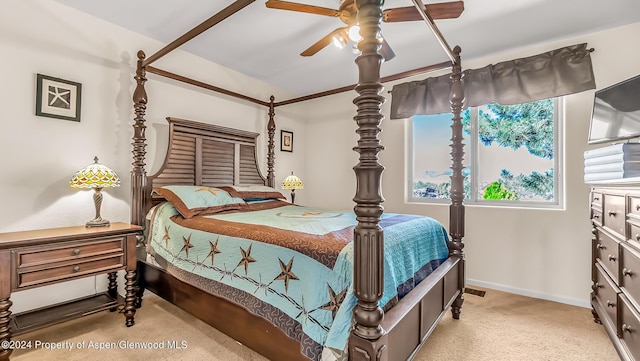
[411,98,561,207]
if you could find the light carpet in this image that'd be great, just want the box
[10,287,619,361]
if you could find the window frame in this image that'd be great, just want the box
[406,98,564,209]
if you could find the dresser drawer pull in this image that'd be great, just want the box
[593,214,600,219]
[608,210,617,217]
[622,324,633,333]
[596,244,605,250]
[636,204,640,211]
[636,234,640,241]
[607,300,616,308]
[72,266,80,273]
[623,268,633,277]
[593,196,600,201]
[608,255,617,262]
[72,248,81,255]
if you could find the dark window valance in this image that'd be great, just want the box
[390,43,596,119]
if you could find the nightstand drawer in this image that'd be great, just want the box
[595,229,620,283]
[619,295,640,361]
[595,262,620,329]
[16,255,124,289]
[15,237,124,268]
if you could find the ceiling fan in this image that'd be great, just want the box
[265,0,465,61]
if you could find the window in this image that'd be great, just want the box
[409,98,562,208]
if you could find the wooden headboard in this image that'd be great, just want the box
[144,117,268,213]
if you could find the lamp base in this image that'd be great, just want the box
[86,217,110,227]
[86,187,110,227]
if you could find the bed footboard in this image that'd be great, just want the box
[137,254,462,361]
[381,256,463,361]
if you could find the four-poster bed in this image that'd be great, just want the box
[131,1,466,360]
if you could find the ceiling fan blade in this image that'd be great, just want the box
[383,1,464,22]
[301,27,346,57]
[379,37,396,61]
[265,0,340,17]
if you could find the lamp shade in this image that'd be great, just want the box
[281,172,303,190]
[70,156,120,189]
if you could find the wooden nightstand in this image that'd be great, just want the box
[0,222,142,361]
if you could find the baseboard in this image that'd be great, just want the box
[466,279,591,308]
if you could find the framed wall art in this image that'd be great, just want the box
[35,74,82,122]
[281,130,293,152]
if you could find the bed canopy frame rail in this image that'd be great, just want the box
[131,1,466,360]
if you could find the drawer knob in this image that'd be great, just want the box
[608,210,617,217]
[623,268,633,277]
[593,214,600,219]
[73,248,81,255]
[636,234,640,241]
[608,254,617,262]
[596,244,605,250]
[637,204,640,211]
[622,324,633,333]
[593,197,600,201]
[607,300,616,308]
[73,266,80,272]
[594,282,604,289]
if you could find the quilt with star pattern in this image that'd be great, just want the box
[146,199,450,361]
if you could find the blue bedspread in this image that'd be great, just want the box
[147,200,449,360]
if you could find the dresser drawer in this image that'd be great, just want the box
[603,193,626,239]
[621,242,640,307]
[592,191,603,209]
[16,255,124,289]
[595,262,620,329]
[15,237,125,268]
[629,195,640,219]
[629,223,640,243]
[596,229,620,283]
[591,208,603,226]
[619,294,640,361]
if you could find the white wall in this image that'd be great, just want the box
[0,0,308,312]
[303,22,640,307]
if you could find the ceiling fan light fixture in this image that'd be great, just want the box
[332,32,347,49]
[265,0,465,59]
[347,25,362,42]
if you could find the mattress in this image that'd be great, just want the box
[146,200,450,361]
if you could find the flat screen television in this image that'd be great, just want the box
[588,74,640,144]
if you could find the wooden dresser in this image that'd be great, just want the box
[590,185,640,361]
[0,223,141,361]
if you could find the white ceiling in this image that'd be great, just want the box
[53,0,640,97]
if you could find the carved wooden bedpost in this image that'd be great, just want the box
[131,50,148,228]
[448,46,466,319]
[349,1,387,360]
[267,95,276,188]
